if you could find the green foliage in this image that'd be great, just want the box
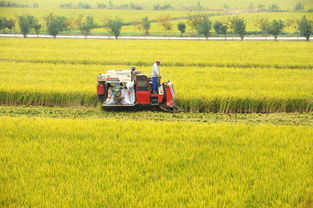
[255,17,270,34]
[5,18,15,31]
[79,15,95,37]
[44,14,67,38]
[0,17,15,32]
[142,16,150,34]
[257,4,266,11]
[298,16,312,41]
[177,22,186,35]
[0,17,7,30]
[232,17,246,40]
[294,2,304,11]
[0,1,38,8]
[213,21,227,37]
[153,3,173,10]
[34,24,41,37]
[268,4,280,12]
[97,2,106,9]
[157,15,172,34]
[186,12,205,33]
[268,20,285,40]
[106,17,123,39]
[77,2,91,9]
[18,15,36,37]
[197,17,212,39]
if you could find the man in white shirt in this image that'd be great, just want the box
[152,60,161,94]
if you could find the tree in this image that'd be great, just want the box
[133,20,142,34]
[268,4,280,12]
[294,2,304,11]
[233,17,246,40]
[157,15,172,36]
[79,15,96,37]
[44,14,68,38]
[186,12,205,34]
[286,18,298,31]
[106,18,123,39]
[197,17,212,40]
[18,15,36,38]
[257,4,266,11]
[6,19,16,33]
[142,16,150,35]
[248,3,255,10]
[255,17,270,35]
[298,16,312,41]
[177,22,186,36]
[0,17,7,32]
[268,20,285,41]
[34,24,41,37]
[214,21,227,39]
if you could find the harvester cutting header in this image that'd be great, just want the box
[96,62,179,112]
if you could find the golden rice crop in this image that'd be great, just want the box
[0,61,312,112]
[1,116,313,207]
[1,38,312,68]
[0,7,205,23]
[0,38,312,112]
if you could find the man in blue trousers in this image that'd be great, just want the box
[152,60,161,94]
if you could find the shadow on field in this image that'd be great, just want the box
[101,105,162,113]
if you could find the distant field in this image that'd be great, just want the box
[3,0,313,10]
[0,7,312,35]
[0,7,208,23]
[1,116,313,207]
[1,38,312,67]
[0,38,312,112]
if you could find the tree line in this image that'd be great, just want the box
[57,2,312,12]
[0,14,312,41]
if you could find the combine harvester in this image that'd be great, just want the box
[97,67,180,112]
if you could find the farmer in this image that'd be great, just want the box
[152,60,161,94]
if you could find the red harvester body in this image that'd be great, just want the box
[96,67,178,111]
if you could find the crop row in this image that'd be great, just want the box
[1,61,312,112]
[1,116,313,207]
[1,38,312,68]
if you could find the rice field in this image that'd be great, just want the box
[1,116,313,207]
[1,38,312,68]
[1,17,313,207]
[0,38,312,112]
